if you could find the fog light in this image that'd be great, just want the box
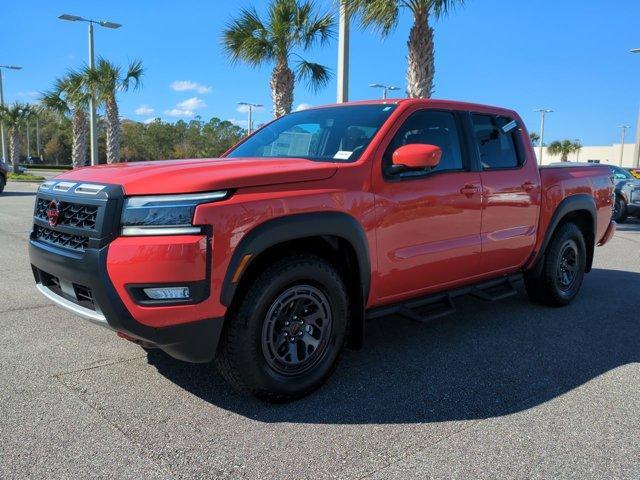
[143,287,190,300]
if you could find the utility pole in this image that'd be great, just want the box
[369,83,399,99]
[237,102,263,135]
[36,116,41,159]
[59,14,121,165]
[26,120,30,158]
[336,0,349,103]
[631,48,640,167]
[618,125,630,166]
[534,109,553,164]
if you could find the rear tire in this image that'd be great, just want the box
[613,197,627,223]
[215,255,349,402]
[525,223,586,307]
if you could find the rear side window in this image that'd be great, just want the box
[384,110,464,176]
[472,114,522,169]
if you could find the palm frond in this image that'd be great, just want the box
[222,7,273,65]
[121,59,144,92]
[295,59,331,92]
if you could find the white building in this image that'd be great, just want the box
[535,143,638,168]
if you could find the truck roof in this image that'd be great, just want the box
[305,98,520,118]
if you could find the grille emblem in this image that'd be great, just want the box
[46,200,62,227]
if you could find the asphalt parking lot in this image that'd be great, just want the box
[1,181,639,479]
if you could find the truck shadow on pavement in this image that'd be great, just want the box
[147,267,639,424]
[0,191,37,197]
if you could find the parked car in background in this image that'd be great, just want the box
[5,163,27,174]
[611,165,640,222]
[0,161,6,193]
[30,99,616,401]
[551,163,639,223]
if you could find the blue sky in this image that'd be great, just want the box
[1,0,639,145]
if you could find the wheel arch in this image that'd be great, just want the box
[532,194,597,274]
[220,212,371,349]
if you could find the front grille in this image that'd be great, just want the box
[34,225,89,251]
[35,198,98,230]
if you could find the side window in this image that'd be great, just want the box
[384,110,464,176]
[472,114,521,169]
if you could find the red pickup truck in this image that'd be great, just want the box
[29,99,616,401]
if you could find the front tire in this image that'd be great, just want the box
[525,223,587,306]
[215,255,349,402]
[0,175,5,193]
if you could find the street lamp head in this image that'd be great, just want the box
[534,108,553,113]
[59,14,83,21]
[387,86,400,91]
[99,21,122,29]
[631,48,640,54]
[369,83,383,88]
[0,65,22,70]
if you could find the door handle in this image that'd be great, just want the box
[522,181,536,192]
[460,184,481,196]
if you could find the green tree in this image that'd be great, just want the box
[529,131,540,146]
[548,139,582,162]
[81,58,144,163]
[347,0,465,98]
[41,73,91,168]
[223,0,333,117]
[0,102,32,174]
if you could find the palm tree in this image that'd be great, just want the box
[529,131,540,146]
[41,73,90,168]
[0,103,32,174]
[548,139,582,162]
[347,0,465,98]
[81,58,143,163]
[223,0,333,117]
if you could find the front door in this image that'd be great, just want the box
[373,109,483,304]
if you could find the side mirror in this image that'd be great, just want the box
[390,144,442,173]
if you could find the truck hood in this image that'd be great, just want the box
[55,157,338,195]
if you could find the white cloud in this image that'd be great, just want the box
[236,104,264,113]
[142,117,158,124]
[163,97,206,118]
[17,91,38,98]
[228,118,248,128]
[177,97,206,110]
[134,105,154,115]
[295,103,313,111]
[164,108,194,117]
[170,80,212,94]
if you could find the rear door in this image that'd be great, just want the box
[471,113,540,273]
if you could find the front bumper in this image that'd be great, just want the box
[29,239,224,363]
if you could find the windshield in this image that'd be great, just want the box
[611,166,633,179]
[226,104,397,162]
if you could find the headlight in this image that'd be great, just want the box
[120,191,228,236]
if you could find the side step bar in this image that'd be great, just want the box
[366,273,522,325]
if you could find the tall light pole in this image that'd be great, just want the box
[534,108,553,164]
[59,14,122,166]
[631,48,640,168]
[369,83,399,99]
[574,138,582,162]
[237,102,263,135]
[618,125,630,166]
[336,0,349,103]
[0,65,22,162]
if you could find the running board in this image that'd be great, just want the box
[366,273,522,325]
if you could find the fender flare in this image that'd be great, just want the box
[220,211,371,309]
[530,193,597,273]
